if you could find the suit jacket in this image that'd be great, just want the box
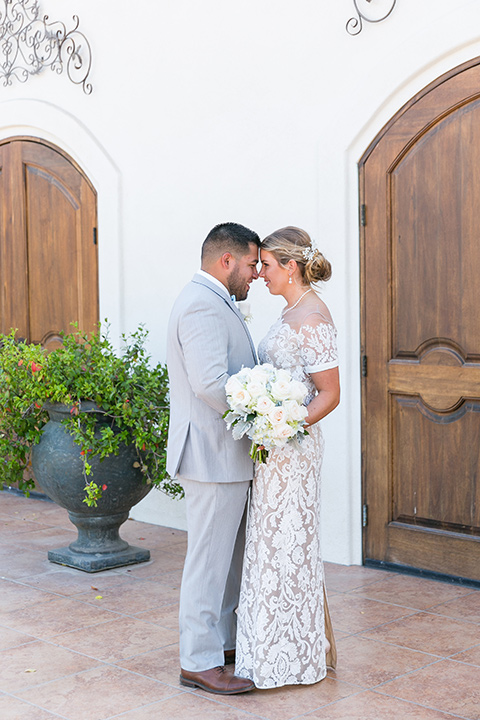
[166,273,257,483]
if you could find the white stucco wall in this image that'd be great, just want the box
[3,0,480,564]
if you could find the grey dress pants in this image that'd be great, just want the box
[179,477,250,672]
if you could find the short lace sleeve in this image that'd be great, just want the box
[299,315,338,373]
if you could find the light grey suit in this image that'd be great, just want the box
[166,273,256,671]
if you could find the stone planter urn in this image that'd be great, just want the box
[31,403,152,572]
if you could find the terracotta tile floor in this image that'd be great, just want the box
[2,493,480,720]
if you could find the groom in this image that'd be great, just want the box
[166,222,260,694]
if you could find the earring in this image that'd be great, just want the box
[288,275,292,284]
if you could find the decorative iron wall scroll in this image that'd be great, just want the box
[347,0,397,36]
[0,0,92,93]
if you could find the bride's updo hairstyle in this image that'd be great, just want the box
[261,226,332,285]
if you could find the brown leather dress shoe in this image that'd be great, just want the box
[224,649,236,665]
[180,665,254,694]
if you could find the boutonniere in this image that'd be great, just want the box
[235,301,253,324]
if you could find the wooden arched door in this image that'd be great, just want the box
[360,58,480,582]
[0,138,98,348]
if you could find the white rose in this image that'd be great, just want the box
[275,369,292,383]
[255,395,275,415]
[250,364,274,384]
[246,379,266,399]
[273,423,295,440]
[225,376,244,396]
[270,378,293,402]
[290,380,308,403]
[261,363,275,372]
[268,406,287,425]
[229,387,251,412]
[283,399,308,423]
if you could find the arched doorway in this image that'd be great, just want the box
[360,57,480,582]
[0,137,98,348]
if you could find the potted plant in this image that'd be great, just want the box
[0,323,181,571]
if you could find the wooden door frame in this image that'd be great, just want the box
[0,135,97,194]
[359,55,480,571]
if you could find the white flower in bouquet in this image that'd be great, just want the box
[224,364,309,463]
[251,415,273,445]
[270,378,294,402]
[246,379,267,399]
[273,423,296,440]
[224,376,244,399]
[290,380,310,403]
[283,399,309,423]
[229,387,251,413]
[250,363,275,384]
[276,368,293,382]
[225,368,250,392]
[255,395,276,415]
[269,406,288,425]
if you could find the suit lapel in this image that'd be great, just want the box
[192,274,257,363]
[232,306,257,363]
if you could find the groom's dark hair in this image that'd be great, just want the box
[201,222,260,263]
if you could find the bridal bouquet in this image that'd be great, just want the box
[224,364,309,463]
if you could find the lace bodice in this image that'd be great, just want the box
[258,310,338,403]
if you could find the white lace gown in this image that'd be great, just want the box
[235,307,338,689]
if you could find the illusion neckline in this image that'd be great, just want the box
[281,289,312,317]
[277,312,335,334]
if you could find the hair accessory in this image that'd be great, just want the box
[302,245,317,263]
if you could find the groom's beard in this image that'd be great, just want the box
[227,266,250,302]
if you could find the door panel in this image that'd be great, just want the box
[360,58,480,580]
[0,141,29,340]
[391,103,480,358]
[0,138,98,347]
[391,398,480,531]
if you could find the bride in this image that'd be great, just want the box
[235,226,339,689]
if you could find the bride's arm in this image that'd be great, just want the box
[304,366,340,427]
[299,313,340,426]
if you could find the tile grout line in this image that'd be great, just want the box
[0,688,71,720]
[369,687,472,720]
[334,629,479,660]
[333,589,480,616]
